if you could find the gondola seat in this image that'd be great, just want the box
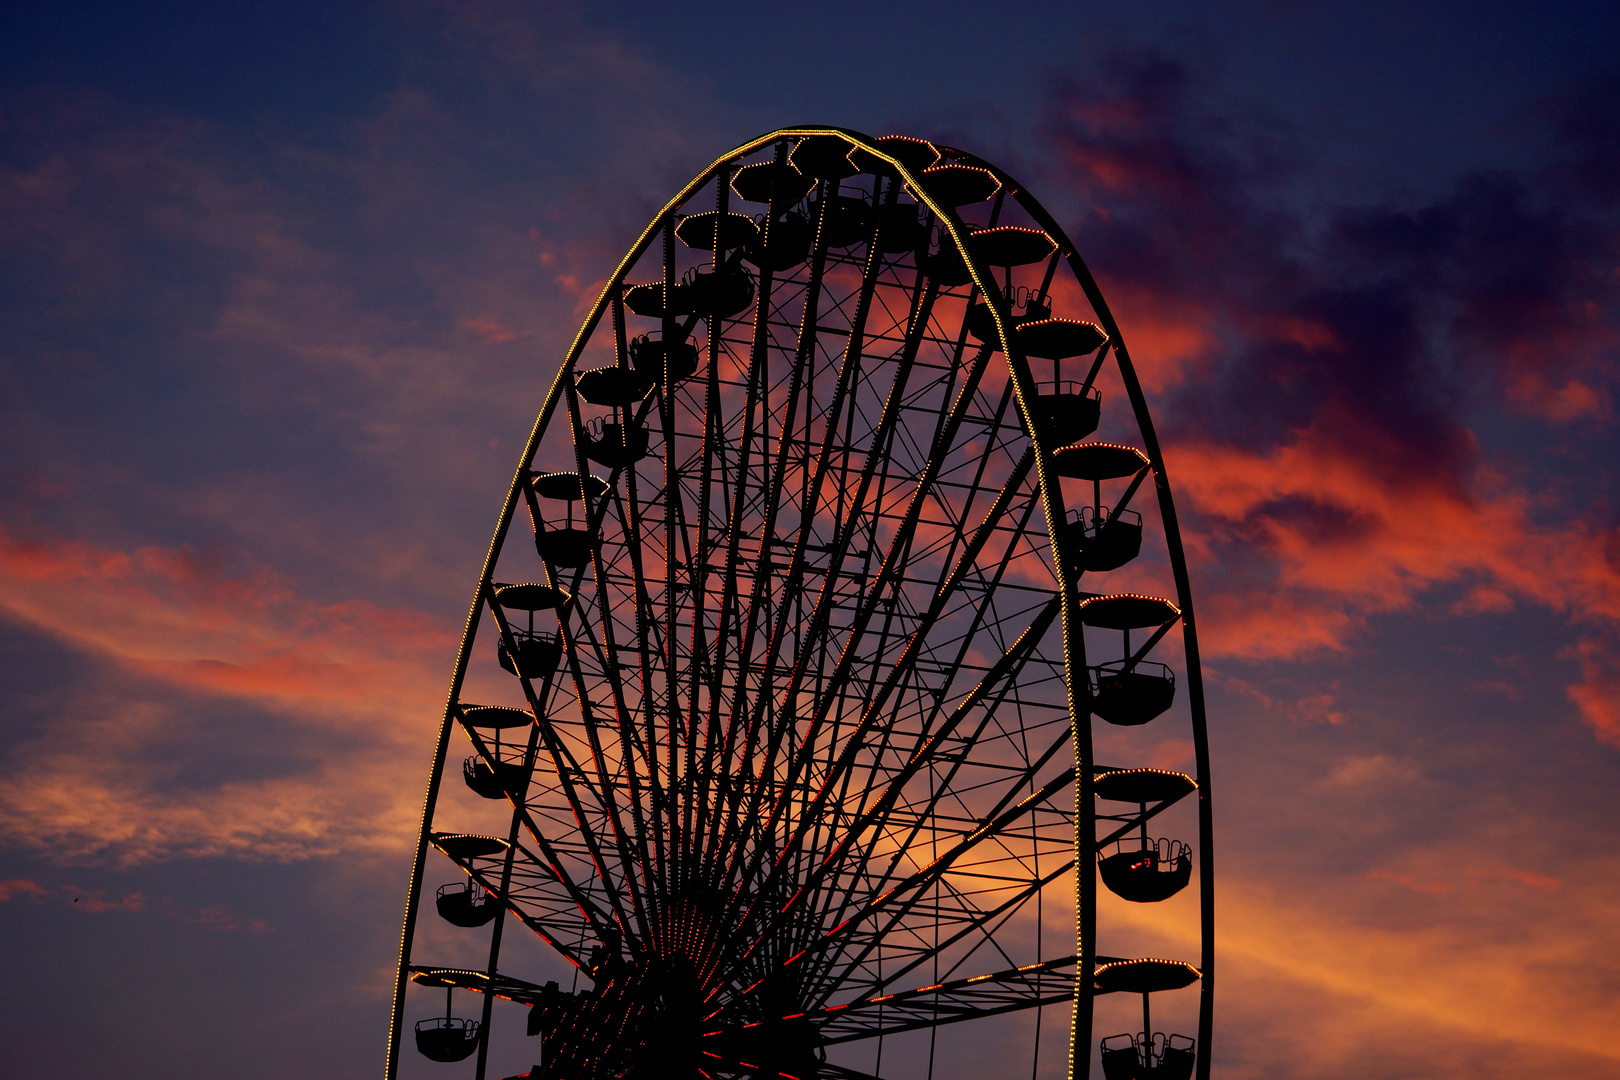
[1098,841,1193,903]
[415,1017,481,1062]
[1061,506,1143,573]
[683,262,755,319]
[582,417,651,467]
[1091,660,1176,726]
[534,527,596,568]
[498,631,563,679]
[807,195,872,248]
[630,333,701,385]
[463,755,531,800]
[744,211,812,271]
[1030,384,1101,445]
[435,880,499,927]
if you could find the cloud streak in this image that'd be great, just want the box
[0,524,457,864]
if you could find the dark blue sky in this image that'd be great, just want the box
[7,1,1614,193]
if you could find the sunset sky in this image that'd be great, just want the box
[2,2,1619,1077]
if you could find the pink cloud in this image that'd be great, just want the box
[0,878,49,902]
[0,877,272,930]
[1566,637,1620,748]
[1509,373,1610,421]
[462,314,525,343]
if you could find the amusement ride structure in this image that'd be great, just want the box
[387,127,1213,1080]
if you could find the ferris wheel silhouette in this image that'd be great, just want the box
[387,127,1213,1080]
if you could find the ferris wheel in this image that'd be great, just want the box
[386,127,1213,1080]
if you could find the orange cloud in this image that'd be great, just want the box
[1368,866,1455,895]
[1101,870,1620,1067]
[1200,589,1358,662]
[1050,273,1218,391]
[1158,421,1620,752]
[1370,862,1560,895]
[1168,426,1620,662]
[0,525,454,712]
[0,526,460,864]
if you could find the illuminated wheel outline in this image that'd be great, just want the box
[386,127,1214,1080]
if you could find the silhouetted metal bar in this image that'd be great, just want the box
[818,443,1039,877]
[752,440,1045,962]
[1125,616,1181,671]
[710,178,834,896]
[697,160,780,880]
[780,760,1074,997]
[732,176,907,894]
[559,584,652,943]
[720,331,1000,953]
[474,590,627,945]
[440,844,591,970]
[1078,340,1112,399]
[681,166,732,899]
[563,383,656,950]
[471,805,527,1079]
[1097,793,1190,849]
[803,267,941,847]
[922,174,1101,1080]
[799,598,1065,1003]
[861,855,1078,1002]
[792,589,1057,952]
[408,966,550,1006]
[602,282,664,909]
[580,521,658,947]
[1109,461,1152,522]
[608,455,667,925]
[484,587,639,943]
[806,956,1076,1044]
[660,215,682,935]
[808,717,1072,1007]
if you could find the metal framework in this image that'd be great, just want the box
[387,128,1213,1080]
